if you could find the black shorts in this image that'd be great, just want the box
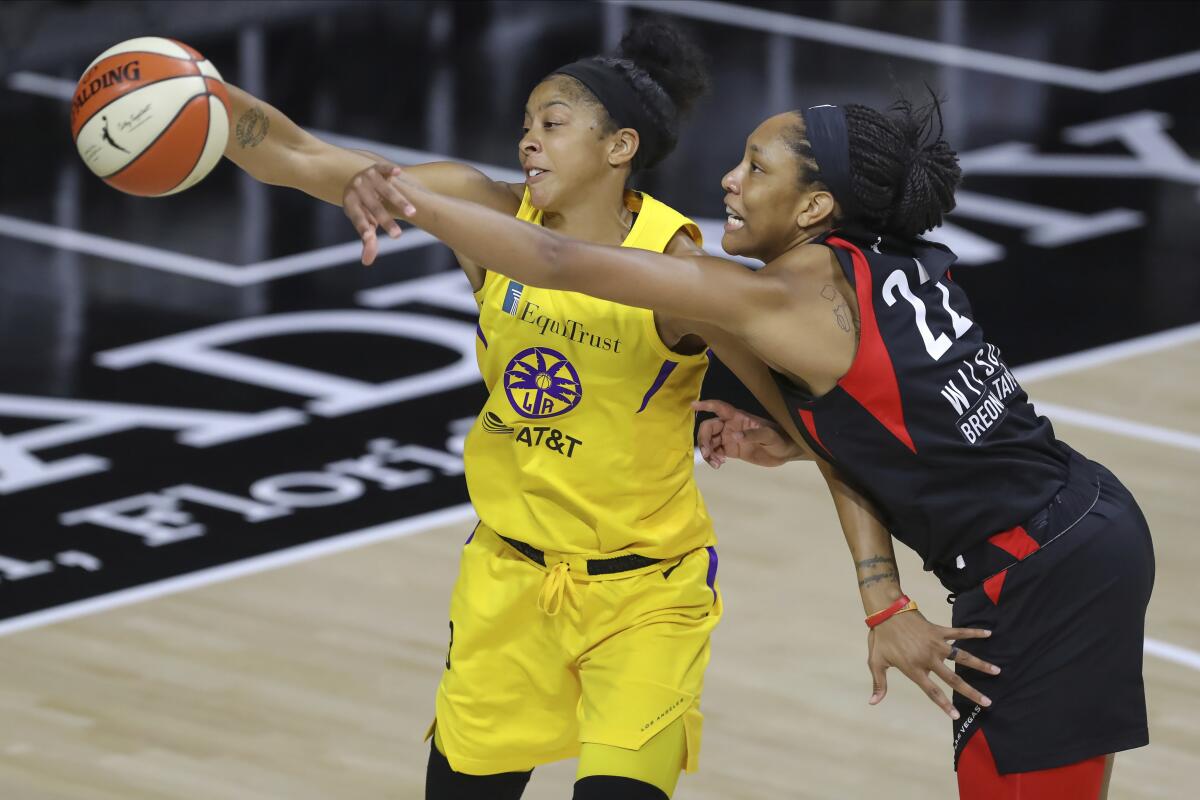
[945,449,1155,774]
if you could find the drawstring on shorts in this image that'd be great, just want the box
[537,562,577,615]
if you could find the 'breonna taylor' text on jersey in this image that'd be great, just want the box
[770,229,1070,574]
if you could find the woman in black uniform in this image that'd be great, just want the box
[349,96,1154,799]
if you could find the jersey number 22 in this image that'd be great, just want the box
[882,260,973,361]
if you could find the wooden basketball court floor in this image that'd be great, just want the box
[2,332,1196,799]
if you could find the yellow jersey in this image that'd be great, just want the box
[465,188,714,558]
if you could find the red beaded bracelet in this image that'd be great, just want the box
[865,594,918,628]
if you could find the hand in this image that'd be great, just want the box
[342,163,419,266]
[866,610,1001,719]
[692,399,799,469]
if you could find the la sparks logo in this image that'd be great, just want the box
[503,346,582,419]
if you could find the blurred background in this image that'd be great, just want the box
[0,1,1198,796]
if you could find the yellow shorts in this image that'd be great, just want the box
[428,522,722,776]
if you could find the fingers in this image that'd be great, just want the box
[914,672,959,719]
[355,171,401,238]
[696,419,726,469]
[691,399,738,419]
[938,628,1000,674]
[933,662,991,709]
[361,230,379,266]
[367,168,416,226]
[344,201,379,266]
[697,418,722,448]
[948,644,1001,676]
[943,627,992,640]
[867,657,888,705]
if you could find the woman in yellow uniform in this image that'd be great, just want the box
[433,184,720,800]
[410,35,720,800]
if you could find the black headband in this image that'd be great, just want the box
[800,104,860,221]
[553,59,667,169]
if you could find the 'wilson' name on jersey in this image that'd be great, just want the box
[939,343,1023,444]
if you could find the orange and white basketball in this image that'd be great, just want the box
[70,37,230,197]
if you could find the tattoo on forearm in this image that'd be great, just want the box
[855,555,897,572]
[236,107,270,148]
[858,570,899,589]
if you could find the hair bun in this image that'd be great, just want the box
[883,96,961,237]
[615,20,709,115]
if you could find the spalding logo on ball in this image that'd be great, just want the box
[71,37,230,197]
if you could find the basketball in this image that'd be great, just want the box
[70,36,230,197]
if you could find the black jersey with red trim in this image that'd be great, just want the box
[769,228,1070,574]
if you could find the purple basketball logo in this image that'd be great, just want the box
[503,347,582,419]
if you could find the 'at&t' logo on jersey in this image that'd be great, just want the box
[503,346,582,419]
[502,280,524,315]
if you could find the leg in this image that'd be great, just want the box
[1099,754,1114,800]
[572,547,721,799]
[573,716,687,799]
[950,468,1152,799]
[572,776,667,800]
[432,527,581,781]
[426,736,532,800]
[957,729,1108,800]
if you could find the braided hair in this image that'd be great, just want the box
[786,94,962,238]
[560,21,710,171]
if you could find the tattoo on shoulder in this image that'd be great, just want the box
[820,285,837,302]
[833,303,852,333]
[235,106,270,148]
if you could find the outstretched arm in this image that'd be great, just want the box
[376,171,788,330]
[223,83,378,206]
[222,84,519,213]
[221,85,521,287]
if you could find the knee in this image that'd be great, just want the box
[425,742,532,800]
[574,775,669,799]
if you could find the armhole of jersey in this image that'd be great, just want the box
[623,194,707,365]
[473,265,500,305]
[515,185,540,222]
[679,221,702,247]
[641,308,710,365]
[475,186,539,305]
[818,240,857,288]
[640,223,711,366]
[818,239,865,385]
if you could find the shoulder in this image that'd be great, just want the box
[727,243,850,329]
[632,190,703,248]
[665,228,705,256]
[766,242,843,290]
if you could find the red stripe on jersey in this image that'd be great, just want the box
[825,236,917,453]
[983,571,1007,605]
[988,525,1040,561]
[958,728,1107,799]
[797,408,831,457]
